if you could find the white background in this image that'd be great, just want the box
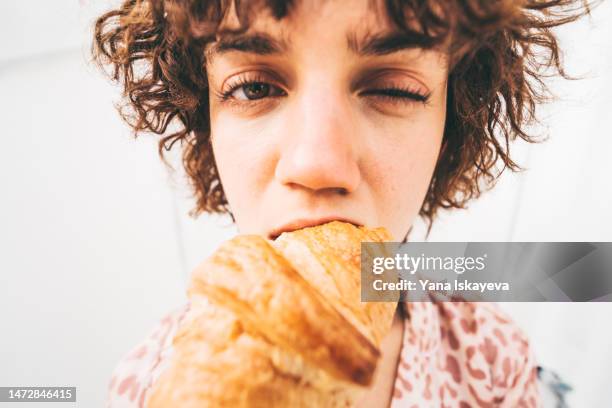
[0,1,611,407]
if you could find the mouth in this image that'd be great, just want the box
[267,216,362,241]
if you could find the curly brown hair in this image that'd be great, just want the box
[92,0,592,235]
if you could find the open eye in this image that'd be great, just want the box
[224,79,286,101]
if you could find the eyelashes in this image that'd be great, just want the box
[359,87,431,104]
[215,74,432,107]
[216,75,287,102]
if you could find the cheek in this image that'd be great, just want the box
[365,108,446,232]
[209,111,277,219]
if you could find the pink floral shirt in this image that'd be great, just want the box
[106,300,540,407]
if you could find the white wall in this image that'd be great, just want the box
[0,1,610,407]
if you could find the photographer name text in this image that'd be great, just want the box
[372,279,510,293]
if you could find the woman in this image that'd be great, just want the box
[93,0,589,406]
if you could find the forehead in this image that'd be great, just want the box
[216,0,399,48]
[208,0,448,63]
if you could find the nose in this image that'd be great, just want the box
[274,84,361,194]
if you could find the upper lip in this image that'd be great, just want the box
[267,216,362,240]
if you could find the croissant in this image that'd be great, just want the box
[147,221,397,407]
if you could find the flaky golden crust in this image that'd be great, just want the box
[272,222,397,346]
[147,221,396,408]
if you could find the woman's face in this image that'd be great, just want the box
[206,0,448,241]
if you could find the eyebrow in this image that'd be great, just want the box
[206,29,437,61]
[347,30,437,56]
[206,32,288,60]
